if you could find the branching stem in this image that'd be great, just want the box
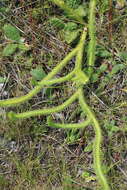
[0,47,78,107]
[47,116,91,129]
[7,90,79,120]
[79,88,110,190]
[0,1,111,189]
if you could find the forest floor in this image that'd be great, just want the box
[0,0,127,190]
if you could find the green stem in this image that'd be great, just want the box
[7,90,79,120]
[47,116,91,129]
[78,88,110,190]
[76,27,87,70]
[39,70,75,85]
[87,0,96,77]
[0,47,78,107]
[75,28,89,85]
[0,6,111,188]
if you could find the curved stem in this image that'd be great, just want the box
[78,88,110,190]
[7,90,79,120]
[0,47,78,107]
[47,116,91,129]
[1,6,111,189]
[39,70,75,85]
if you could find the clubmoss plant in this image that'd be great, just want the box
[0,0,111,189]
[51,0,85,24]
[87,0,96,77]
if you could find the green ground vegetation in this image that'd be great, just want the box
[0,0,127,189]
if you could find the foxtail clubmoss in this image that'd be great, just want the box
[0,1,111,189]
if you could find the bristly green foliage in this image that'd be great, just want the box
[0,30,110,190]
[87,0,96,77]
[0,1,111,190]
[63,22,81,44]
[49,18,81,44]
[49,17,65,29]
[51,0,85,24]
[49,0,87,43]
[65,0,81,8]
[97,0,109,14]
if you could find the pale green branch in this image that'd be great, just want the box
[47,115,91,129]
[87,0,96,76]
[0,47,78,107]
[78,87,110,190]
[7,90,79,120]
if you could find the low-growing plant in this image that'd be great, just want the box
[0,0,112,189]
